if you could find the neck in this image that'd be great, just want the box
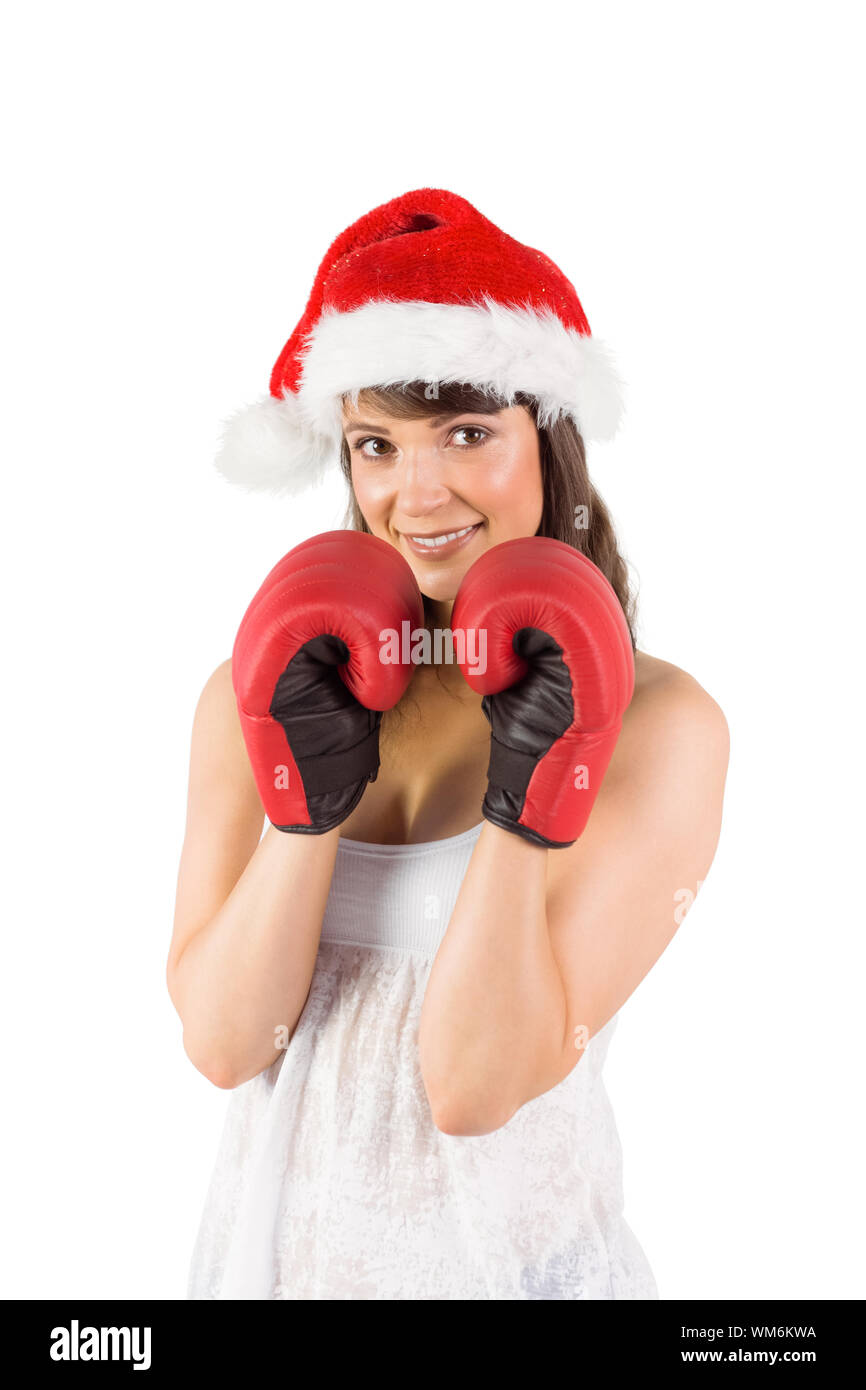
[424,596,455,629]
[408,596,481,696]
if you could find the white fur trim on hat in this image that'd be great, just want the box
[214,296,625,497]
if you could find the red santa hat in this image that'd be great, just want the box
[214,187,625,496]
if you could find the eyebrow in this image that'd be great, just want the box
[343,408,503,436]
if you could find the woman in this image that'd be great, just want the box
[168,188,729,1299]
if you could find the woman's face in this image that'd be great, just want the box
[343,400,544,602]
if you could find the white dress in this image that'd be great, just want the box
[186,823,659,1300]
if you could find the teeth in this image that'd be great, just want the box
[409,525,476,548]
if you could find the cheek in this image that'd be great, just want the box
[472,450,543,531]
[350,463,388,520]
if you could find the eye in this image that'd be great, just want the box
[351,436,393,459]
[450,425,490,447]
[349,424,491,457]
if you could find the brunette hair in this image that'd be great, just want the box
[339,381,637,649]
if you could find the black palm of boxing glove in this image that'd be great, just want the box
[452,537,635,847]
[232,531,423,832]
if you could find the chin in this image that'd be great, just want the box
[398,528,494,603]
[411,556,484,605]
[417,579,459,605]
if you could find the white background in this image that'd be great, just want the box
[2,0,863,1300]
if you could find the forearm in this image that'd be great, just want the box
[418,823,568,1134]
[169,825,340,1087]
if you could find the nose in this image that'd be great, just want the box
[394,445,452,519]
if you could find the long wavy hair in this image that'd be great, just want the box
[339,381,637,651]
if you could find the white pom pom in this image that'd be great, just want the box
[213,391,338,498]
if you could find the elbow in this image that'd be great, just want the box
[182,1031,241,1091]
[428,1053,577,1135]
[429,1092,515,1138]
[201,1064,240,1092]
[169,962,245,1090]
[182,1030,279,1090]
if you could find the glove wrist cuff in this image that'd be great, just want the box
[486,735,538,797]
[481,800,575,850]
[295,726,381,796]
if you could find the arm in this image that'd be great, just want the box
[168,531,423,1090]
[418,668,730,1135]
[166,660,340,1090]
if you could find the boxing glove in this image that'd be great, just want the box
[451,537,634,848]
[232,530,423,833]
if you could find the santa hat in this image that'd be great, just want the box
[214,187,625,496]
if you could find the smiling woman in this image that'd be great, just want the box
[339,380,636,633]
[173,186,729,1301]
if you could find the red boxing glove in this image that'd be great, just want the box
[232,530,423,833]
[452,537,634,848]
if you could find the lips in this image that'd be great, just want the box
[400,522,484,560]
[408,524,478,548]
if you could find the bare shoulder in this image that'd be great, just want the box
[606,650,730,794]
[546,651,729,901]
[169,658,263,989]
[195,656,235,730]
[628,651,727,745]
[188,657,260,808]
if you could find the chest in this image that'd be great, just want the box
[339,686,491,844]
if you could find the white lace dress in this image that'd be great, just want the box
[186,823,658,1300]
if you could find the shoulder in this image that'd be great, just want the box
[546,651,729,903]
[196,655,235,712]
[191,657,241,759]
[194,656,234,717]
[598,651,730,825]
[188,657,259,804]
[620,651,729,768]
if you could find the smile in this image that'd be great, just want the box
[402,523,483,557]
